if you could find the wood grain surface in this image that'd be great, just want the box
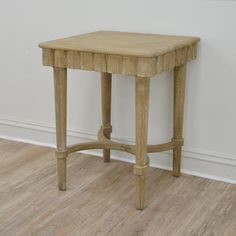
[39,31,199,77]
[172,64,186,177]
[53,67,68,191]
[39,31,199,57]
[0,139,235,236]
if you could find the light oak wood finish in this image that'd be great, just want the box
[135,77,150,209]
[172,64,186,177]
[54,67,68,190]
[39,31,200,209]
[101,72,112,162]
[1,139,236,236]
[39,31,199,77]
[67,126,182,155]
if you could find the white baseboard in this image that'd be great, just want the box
[0,118,236,184]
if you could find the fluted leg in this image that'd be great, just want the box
[172,64,186,177]
[134,76,150,210]
[53,67,68,190]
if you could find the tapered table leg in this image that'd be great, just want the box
[53,67,68,190]
[101,72,112,162]
[172,64,186,177]
[135,76,150,210]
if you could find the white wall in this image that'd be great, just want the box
[1,0,236,183]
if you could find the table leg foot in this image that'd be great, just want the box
[173,147,181,177]
[57,158,67,190]
[135,174,145,210]
[103,149,110,163]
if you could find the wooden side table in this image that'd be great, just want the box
[39,31,200,210]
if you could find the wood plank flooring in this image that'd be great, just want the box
[0,138,236,236]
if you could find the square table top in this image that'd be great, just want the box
[39,31,199,57]
[39,31,200,77]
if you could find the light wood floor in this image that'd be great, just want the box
[0,139,236,236]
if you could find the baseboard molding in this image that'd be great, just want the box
[0,118,236,184]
